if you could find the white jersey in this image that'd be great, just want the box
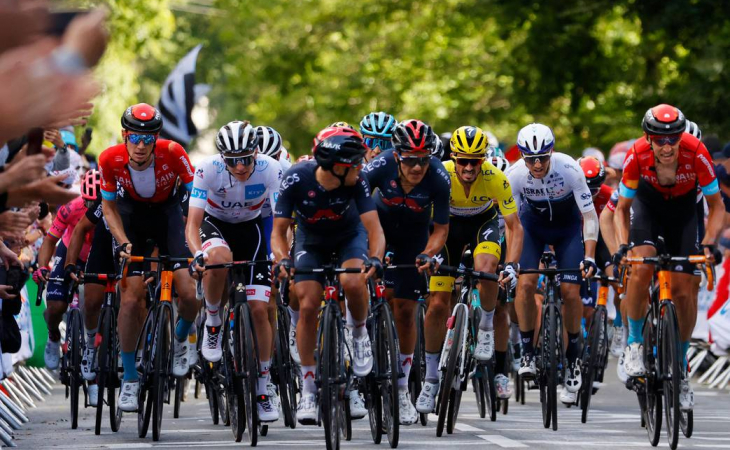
[260,152,292,218]
[506,152,595,221]
[190,154,282,223]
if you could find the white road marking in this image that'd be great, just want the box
[454,423,485,432]
[478,435,528,448]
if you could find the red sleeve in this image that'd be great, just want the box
[98,148,117,197]
[619,146,640,197]
[695,144,717,188]
[170,142,195,185]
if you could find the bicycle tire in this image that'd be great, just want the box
[661,304,681,450]
[174,376,184,419]
[205,382,220,425]
[377,305,400,448]
[643,307,662,447]
[319,305,341,450]
[137,308,157,438]
[482,358,497,422]
[473,368,486,419]
[341,387,352,442]
[436,306,465,437]
[152,306,172,442]
[680,410,693,438]
[275,305,296,429]
[218,383,230,426]
[237,303,258,446]
[109,312,122,433]
[367,372,383,444]
[411,302,428,426]
[95,307,111,435]
[542,304,558,430]
[68,310,83,430]
[581,306,605,423]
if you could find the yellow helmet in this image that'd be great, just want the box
[450,126,488,157]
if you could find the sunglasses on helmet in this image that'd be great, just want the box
[649,134,681,146]
[126,133,157,145]
[523,154,551,165]
[223,154,255,167]
[455,157,484,167]
[364,137,394,151]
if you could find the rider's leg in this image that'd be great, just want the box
[118,277,146,381]
[624,245,656,345]
[295,280,324,395]
[515,274,539,355]
[424,289,452,382]
[249,299,273,394]
[560,282,583,364]
[172,269,199,342]
[672,272,699,369]
[202,246,232,327]
[475,253,499,329]
[83,284,104,344]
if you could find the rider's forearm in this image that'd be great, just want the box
[65,219,92,267]
[101,199,129,246]
[37,236,58,268]
[367,229,385,260]
[703,194,725,245]
[583,239,597,260]
[614,202,631,246]
[271,218,292,261]
[599,210,619,255]
[422,223,448,257]
[504,214,524,263]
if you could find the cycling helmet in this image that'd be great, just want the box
[255,126,283,157]
[432,138,445,160]
[80,169,101,201]
[685,120,702,140]
[489,156,510,172]
[642,104,686,136]
[359,112,398,138]
[313,127,368,170]
[581,147,605,162]
[392,119,436,155]
[485,130,500,153]
[450,126,488,157]
[329,121,355,129]
[215,120,259,155]
[60,129,78,148]
[577,156,606,191]
[516,123,555,155]
[121,103,163,133]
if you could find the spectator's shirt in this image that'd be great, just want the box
[98,140,194,203]
[48,197,94,260]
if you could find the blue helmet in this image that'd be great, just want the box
[359,111,398,138]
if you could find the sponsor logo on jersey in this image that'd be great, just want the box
[179,156,194,176]
[255,159,269,172]
[163,164,170,171]
[308,190,315,198]
[581,192,592,200]
[195,168,204,178]
[281,173,300,190]
[213,159,226,173]
[245,183,266,199]
[191,187,207,199]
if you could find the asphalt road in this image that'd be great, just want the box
[14,358,730,449]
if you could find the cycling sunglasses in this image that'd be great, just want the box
[223,154,255,167]
[454,157,484,167]
[649,134,681,146]
[399,156,430,168]
[523,154,551,165]
[364,136,394,151]
[127,133,157,145]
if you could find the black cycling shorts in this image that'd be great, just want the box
[84,220,117,284]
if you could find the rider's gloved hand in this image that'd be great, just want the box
[702,244,723,265]
[500,262,519,290]
[274,258,293,280]
[114,242,132,260]
[63,264,78,283]
[581,257,598,279]
[415,253,435,273]
[365,256,384,279]
[611,244,629,267]
[188,250,207,277]
[32,266,50,284]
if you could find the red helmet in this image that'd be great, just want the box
[313,127,367,170]
[121,103,163,133]
[392,119,436,155]
[641,104,686,136]
[577,157,606,192]
[81,169,101,201]
[312,126,363,154]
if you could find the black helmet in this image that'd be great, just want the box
[392,119,436,155]
[642,104,686,136]
[121,103,163,133]
[313,127,367,170]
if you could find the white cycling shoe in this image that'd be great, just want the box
[81,346,97,381]
[44,339,61,370]
[201,325,222,363]
[172,338,190,377]
[495,374,513,399]
[297,393,317,425]
[289,326,301,365]
[617,349,629,383]
[623,343,646,377]
[680,379,694,412]
[609,326,626,358]
[118,380,139,412]
[398,389,417,425]
[267,383,281,412]
[352,334,373,377]
[349,390,367,419]
[88,384,99,407]
[415,381,439,414]
[474,330,495,361]
[257,395,280,422]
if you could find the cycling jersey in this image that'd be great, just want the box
[189,154,282,223]
[98,140,194,203]
[48,197,93,261]
[443,159,517,218]
[274,160,376,245]
[362,151,451,227]
[507,152,595,222]
[593,184,614,217]
[619,134,719,200]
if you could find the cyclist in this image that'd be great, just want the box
[271,127,385,424]
[359,111,397,162]
[99,103,197,412]
[362,119,451,424]
[33,171,101,405]
[506,123,599,405]
[613,104,724,411]
[186,120,282,422]
[416,125,524,413]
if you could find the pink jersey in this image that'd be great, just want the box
[48,197,94,261]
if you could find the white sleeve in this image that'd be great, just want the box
[189,161,209,210]
[582,208,599,242]
[570,160,596,214]
[268,160,283,212]
[506,164,523,213]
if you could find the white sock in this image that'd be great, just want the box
[399,353,413,389]
[352,320,367,338]
[288,306,300,327]
[425,352,440,383]
[345,300,355,327]
[257,360,271,395]
[302,365,317,395]
[206,300,222,327]
[479,308,495,331]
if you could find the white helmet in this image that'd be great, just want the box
[489,156,510,172]
[215,120,259,154]
[516,123,555,156]
[685,120,702,140]
[255,126,283,157]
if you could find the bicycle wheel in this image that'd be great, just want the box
[109,312,122,433]
[581,306,605,423]
[68,310,83,430]
[541,304,558,431]
[205,382,220,425]
[217,382,230,426]
[137,309,156,438]
[275,305,296,429]
[661,304,681,450]
[152,307,172,442]
[367,373,383,444]
[319,305,342,450]
[680,410,693,438]
[174,376,185,419]
[95,308,111,435]
[643,309,662,447]
[237,303,259,446]
[377,305,400,448]
[436,306,465,437]
[472,366,486,419]
[411,301,428,426]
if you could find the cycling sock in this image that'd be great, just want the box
[288,306,300,327]
[205,308,221,327]
[425,352,439,383]
[257,360,270,395]
[510,322,521,345]
[302,365,317,395]
[627,317,644,345]
[398,353,413,389]
[613,309,623,328]
[86,328,97,347]
[479,308,495,331]
[175,318,194,342]
[121,351,138,381]
[351,320,367,338]
[495,350,507,376]
[519,329,535,356]
[345,302,354,328]
[681,341,690,370]
[566,332,581,364]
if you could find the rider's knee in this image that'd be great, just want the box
[207,247,232,265]
[339,275,363,298]
[249,301,270,325]
[428,293,450,317]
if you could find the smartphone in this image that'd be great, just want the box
[84,127,93,143]
[26,128,44,156]
[48,11,84,36]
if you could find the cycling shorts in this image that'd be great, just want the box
[383,230,428,301]
[200,214,271,301]
[519,209,583,285]
[84,221,117,285]
[430,208,501,293]
[580,278,598,308]
[293,223,369,285]
[47,242,84,303]
[118,197,191,275]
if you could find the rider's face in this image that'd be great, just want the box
[452,155,483,184]
[649,136,681,165]
[124,131,157,164]
[523,153,551,179]
[396,153,430,185]
[223,150,257,180]
[332,163,362,186]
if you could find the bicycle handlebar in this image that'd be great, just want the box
[203,260,272,270]
[619,254,715,292]
[434,264,499,282]
[519,267,581,275]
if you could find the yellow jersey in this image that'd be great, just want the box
[443,159,517,218]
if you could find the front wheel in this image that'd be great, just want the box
[436,306,465,437]
[661,305,681,450]
[377,305,400,448]
[152,307,172,442]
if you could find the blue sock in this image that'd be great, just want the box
[627,317,644,345]
[681,341,690,370]
[122,351,138,381]
[175,318,194,342]
[614,309,623,327]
